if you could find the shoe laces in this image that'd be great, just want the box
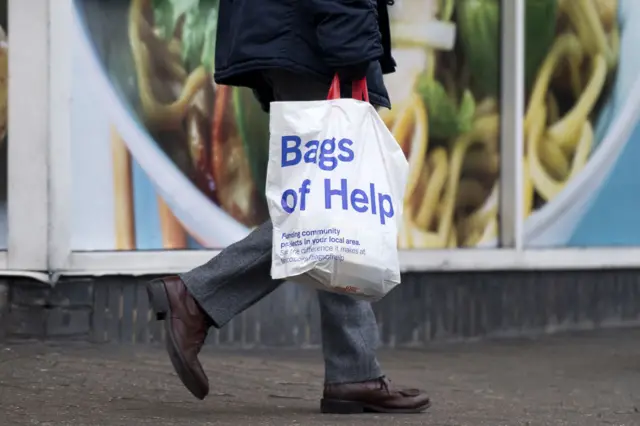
[378,376,391,393]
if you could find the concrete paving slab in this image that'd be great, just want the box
[2,329,640,425]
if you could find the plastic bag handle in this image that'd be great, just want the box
[327,75,370,102]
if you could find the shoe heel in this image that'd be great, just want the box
[321,399,365,414]
[146,279,170,321]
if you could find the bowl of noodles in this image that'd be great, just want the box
[73,0,268,246]
[383,0,640,248]
[72,0,640,249]
[521,0,640,246]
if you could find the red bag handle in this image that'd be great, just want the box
[327,75,369,102]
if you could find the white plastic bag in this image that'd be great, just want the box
[266,77,409,300]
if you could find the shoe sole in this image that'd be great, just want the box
[320,398,431,414]
[146,279,208,400]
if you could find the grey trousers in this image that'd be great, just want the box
[181,70,383,385]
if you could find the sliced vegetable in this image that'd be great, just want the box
[456,0,501,97]
[457,0,558,94]
[182,1,218,71]
[152,0,218,71]
[211,86,266,226]
[152,0,197,38]
[415,75,476,139]
[233,87,270,200]
[439,0,455,21]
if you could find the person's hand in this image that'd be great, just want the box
[336,61,370,82]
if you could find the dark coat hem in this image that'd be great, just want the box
[214,57,391,109]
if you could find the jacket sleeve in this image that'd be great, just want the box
[310,0,384,68]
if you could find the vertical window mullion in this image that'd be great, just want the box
[499,0,525,250]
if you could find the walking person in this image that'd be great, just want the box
[146,0,431,414]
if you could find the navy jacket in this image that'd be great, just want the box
[214,0,395,110]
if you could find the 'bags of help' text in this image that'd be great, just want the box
[266,91,409,300]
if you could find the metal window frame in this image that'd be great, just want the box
[48,0,72,272]
[37,0,640,279]
[4,0,49,273]
[499,0,524,250]
[57,247,640,276]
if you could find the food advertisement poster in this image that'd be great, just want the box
[523,0,640,247]
[69,0,640,252]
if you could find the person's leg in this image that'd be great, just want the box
[264,70,429,413]
[180,220,282,328]
[182,70,383,383]
[146,221,282,400]
[148,210,285,401]
[264,69,383,384]
[318,291,382,384]
[149,68,429,411]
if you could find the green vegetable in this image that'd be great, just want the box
[416,76,476,140]
[152,0,219,71]
[456,0,557,95]
[84,0,139,105]
[439,0,455,21]
[152,0,195,39]
[456,0,501,97]
[525,0,558,90]
[233,87,270,199]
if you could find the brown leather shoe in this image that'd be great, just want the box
[146,276,212,400]
[321,377,431,414]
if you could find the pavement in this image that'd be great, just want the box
[1,329,640,426]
